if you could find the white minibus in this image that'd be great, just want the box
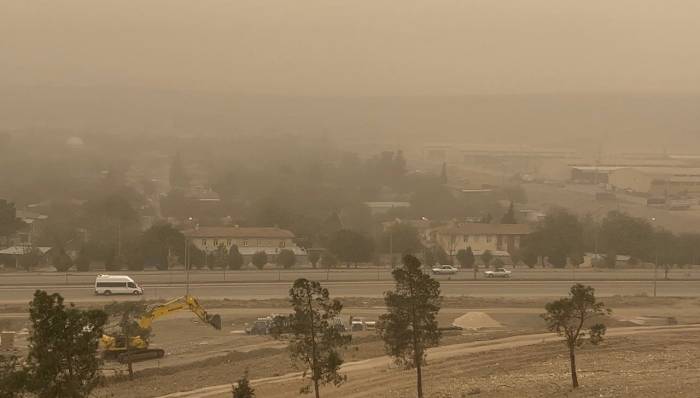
[95,275,144,295]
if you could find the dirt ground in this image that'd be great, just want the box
[4,296,700,397]
[45,296,692,397]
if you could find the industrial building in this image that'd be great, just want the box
[608,167,700,197]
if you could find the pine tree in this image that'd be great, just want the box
[542,284,610,388]
[232,371,255,398]
[271,279,352,397]
[378,255,442,398]
[500,202,517,224]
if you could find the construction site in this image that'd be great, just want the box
[3,294,700,397]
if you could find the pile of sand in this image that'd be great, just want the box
[452,312,503,330]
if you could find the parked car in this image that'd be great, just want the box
[431,265,459,275]
[483,268,512,278]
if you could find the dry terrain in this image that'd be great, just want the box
[5,296,700,397]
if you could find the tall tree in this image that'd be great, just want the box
[26,291,107,397]
[271,279,352,398]
[169,151,190,190]
[320,252,338,269]
[139,223,185,270]
[500,202,517,224]
[599,211,653,261]
[381,223,423,255]
[0,199,25,239]
[327,229,374,267]
[481,250,494,269]
[541,284,610,388]
[75,248,91,272]
[523,209,583,268]
[378,255,442,398]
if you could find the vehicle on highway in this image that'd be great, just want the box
[483,268,512,278]
[431,265,459,275]
[95,274,144,295]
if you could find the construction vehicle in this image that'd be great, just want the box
[101,294,222,363]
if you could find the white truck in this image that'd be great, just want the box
[94,274,144,295]
[483,268,512,278]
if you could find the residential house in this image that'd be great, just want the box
[183,226,306,263]
[429,223,531,263]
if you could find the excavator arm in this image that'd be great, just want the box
[137,294,222,331]
[101,294,221,363]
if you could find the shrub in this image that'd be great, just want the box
[252,251,268,270]
[276,249,296,269]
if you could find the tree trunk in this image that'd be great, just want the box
[314,378,320,398]
[569,345,578,388]
[416,361,423,398]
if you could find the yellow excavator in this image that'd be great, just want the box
[101,294,222,363]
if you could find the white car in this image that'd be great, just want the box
[483,268,512,278]
[431,265,459,275]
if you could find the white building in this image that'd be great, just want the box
[183,226,306,258]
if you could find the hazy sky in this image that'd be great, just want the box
[2,1,700,96]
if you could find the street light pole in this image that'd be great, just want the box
[185,237,190,296]
[651,217,657,297]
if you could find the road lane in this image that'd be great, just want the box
[0,280,696,304]
[1,268,698,287]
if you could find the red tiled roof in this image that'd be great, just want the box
[433,224,531,236]
[183,227,295,239]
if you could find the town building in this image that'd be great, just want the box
[429,223,531,262]
[182,226,306,261]
[364,201,411,216]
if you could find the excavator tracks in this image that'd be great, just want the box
[117,349,165,363]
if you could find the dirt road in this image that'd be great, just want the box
[158,324,700,398]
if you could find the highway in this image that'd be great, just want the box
[1,267,698,287]
[0,280,697,304]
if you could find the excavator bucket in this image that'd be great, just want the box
[208,314,222,330]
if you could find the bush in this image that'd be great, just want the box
[228,246,244,270]
[232,371,255,398]
[308,251,320,268]
[320,252,338,269]
[277,249,296,269]
[53,250,73,272]
[252,251,267,270]
[455,248,475,269]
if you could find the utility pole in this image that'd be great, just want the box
[389,229,394,268]
[185,237,190,296]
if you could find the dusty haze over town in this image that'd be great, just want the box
[5,2,700,398]
[3,1,700,150]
